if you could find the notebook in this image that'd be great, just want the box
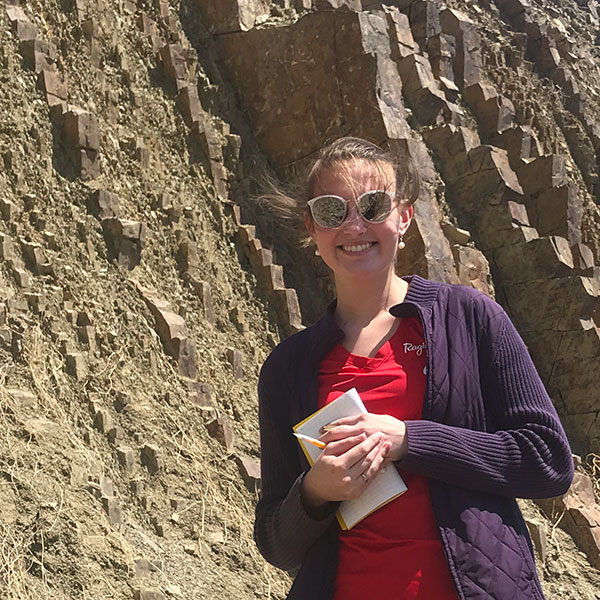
[293,387,408,529]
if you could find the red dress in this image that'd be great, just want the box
[317,317,458,600]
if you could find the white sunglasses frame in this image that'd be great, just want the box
[307,189,396,229]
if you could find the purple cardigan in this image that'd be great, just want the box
[255,276,573,599]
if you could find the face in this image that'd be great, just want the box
[305,160,413,282]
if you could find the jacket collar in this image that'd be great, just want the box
[306,275,441,359]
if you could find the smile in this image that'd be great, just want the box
[340,242,375,253]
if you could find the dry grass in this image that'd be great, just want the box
[585,452,600,502]
[0,322,290,599]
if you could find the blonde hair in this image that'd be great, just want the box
[261,137,420,246]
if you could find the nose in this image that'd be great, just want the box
[341,202,368,232]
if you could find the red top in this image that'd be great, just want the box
[317,317,458,600]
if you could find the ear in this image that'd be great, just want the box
[304,211,317,242]
[398,204,413,236]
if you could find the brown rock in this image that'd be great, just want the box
[177,241,200,273]
[102,496,122,526]
[570,243,595,274]
[450,145,523,215]
[409,0,442,47]
[189,279,215,324]
[81,17,98,40]
[173,336,198,379]
[216,11,410,167]
[63,108,100,151]
[273,288,303,334]
[135,140,151,169]
[134,589,165,600]
[440,8,482,88]
[101,218,146,269]
[464,83,514,135]
[133,558,162,578]
[12,19,38,41]
[263,263,285,291]
[78,325,95,350]
[537,471,600,568]
[517,155,567,195]
[65,353,88,380]
[88,189,120,219]
[427,33,456,81]
[506,276,598,334]
[397,54,461,125]
[5,5,28,22]
[226,348,244,379]
[0,232,15,260]
[141,444,162,474]
[383,6,417,60]
[492,236,574,285]
[451,245,492,295]
[20,240,52,275]
[117,446,136,474]
[525,518,548,562]
[236,455,261,491]
[160,43,188,84]
[421,124,480,183]
[93,409,113,434]
[0,199,17,222]
[187,381,213,408]
[13,267,31,289]
[495,0,531,20]
[21,39,56,72]
[393,138,459,285]
[524,183,581,244]
[207,415,235,451]
[177,85,203,128]
[196,0,270,34]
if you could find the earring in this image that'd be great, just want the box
[315,249,321,256]
[398,235,405,250]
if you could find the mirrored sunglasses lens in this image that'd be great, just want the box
[311,196,346,228]
[358,191,393,223]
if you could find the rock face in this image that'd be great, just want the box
[217,10,410,166]
[2,0,600,599]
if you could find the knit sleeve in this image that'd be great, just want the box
[254,352,338,571]
[400,311,574,498]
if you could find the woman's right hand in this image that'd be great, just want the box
[301,432,389,508]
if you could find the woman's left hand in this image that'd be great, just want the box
[319,413,408,463]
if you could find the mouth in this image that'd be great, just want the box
[339,242,375,253]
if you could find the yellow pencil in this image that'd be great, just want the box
[293,432,326,449]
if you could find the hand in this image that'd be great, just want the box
[320,413,408,463]
[301,432,389,508]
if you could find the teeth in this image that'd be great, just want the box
[342,242,373,252]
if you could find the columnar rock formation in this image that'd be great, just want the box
[1,0,600,598]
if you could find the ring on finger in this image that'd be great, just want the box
[360,473,368,483]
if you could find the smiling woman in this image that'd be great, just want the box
[304,159,412,289]
[254,137,574,600]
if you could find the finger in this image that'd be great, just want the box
[319,415,363,434]
[320,424,372,444]
[322,433,367,457]
[363,446,388,483]
[347,437,383,479]
[337,432,383,468]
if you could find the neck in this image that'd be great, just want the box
[333,269,408,326]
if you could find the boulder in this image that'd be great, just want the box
[216,11,410,166]
[195,0,270,34]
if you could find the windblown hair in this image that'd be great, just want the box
[261,137,420,247]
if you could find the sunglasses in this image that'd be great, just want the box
[307,190,395,229]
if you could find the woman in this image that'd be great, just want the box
[254,137,573,599]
